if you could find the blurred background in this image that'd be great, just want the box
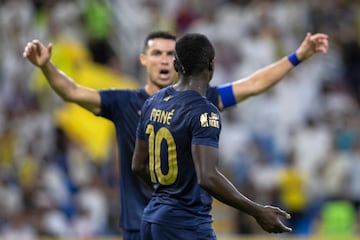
[0,0,360,239]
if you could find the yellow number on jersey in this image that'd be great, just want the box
[146,124,178,185]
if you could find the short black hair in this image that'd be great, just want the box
[143,31,176,52]
[175,33,215,76]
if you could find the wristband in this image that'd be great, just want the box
[287,52,301,66]
[217,83,236,108]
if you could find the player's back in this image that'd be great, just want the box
[138,86,221,228]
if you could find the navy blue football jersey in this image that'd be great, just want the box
[99,87,220,231]
[100,88,152,231]
[137,86,222,228]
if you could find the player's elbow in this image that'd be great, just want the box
[131,159,144,177]
[131,164,141,176]
[197,171,217,191]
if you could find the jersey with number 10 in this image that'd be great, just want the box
[99,86,219,232]
[137,86,222,228]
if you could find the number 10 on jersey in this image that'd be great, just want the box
[146,124,178,185]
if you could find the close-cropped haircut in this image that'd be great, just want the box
[175,33,215,76]
[143,31,176,52]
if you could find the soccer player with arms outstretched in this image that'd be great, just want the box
[23,30,328,239]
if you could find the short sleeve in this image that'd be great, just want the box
[206,86,219,108]
[191,104,221,148]
[99,89,127,119]
[136,98,151,140]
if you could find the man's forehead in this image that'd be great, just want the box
[147,38,175,51]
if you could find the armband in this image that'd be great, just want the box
[217,83,236,108]
[287,52,301,66]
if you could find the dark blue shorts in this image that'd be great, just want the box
[141,220,216,240]
[122,229,141,240]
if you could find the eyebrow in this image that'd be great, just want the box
[149,49,175,55]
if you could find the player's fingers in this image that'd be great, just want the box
[275,208,291,219]
[277,219,292,233]
[275,225,292,233]
[319,47,328,53]
[316,40,329,53]
[310,33,329,40]
[304,32,312,43]
[312,36,328,52]
[23,42,34,58]
[273,208,292,233]
[47,43,53,55]
[267,220,292,234]
[32,39,41,46]
[317,45,328,53]
[31,40,44,56]
[310,36,328,48]
[22,44,29,58]
[316,37,328,46]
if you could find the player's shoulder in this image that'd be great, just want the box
[145,87,171,105]
[199,98,219,114]
[154,87,172,98]
[100,87,141,95]
[100,87,149,100]
[206,85,218,96]
[187,93,219,116]
[205,85,219,108]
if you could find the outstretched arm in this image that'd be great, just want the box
[217,33,329,110]
[23,40,101,114]
[192,144,292,233]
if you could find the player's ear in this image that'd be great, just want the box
[208,58,215,81]
[174,51,186,74]
[208,58,214,71]
[139,53,146,66]
[173,58,179,72]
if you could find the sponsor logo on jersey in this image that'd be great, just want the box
[200,112,220,128]
[163,95,173,102]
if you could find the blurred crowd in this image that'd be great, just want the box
[0,0,360,239]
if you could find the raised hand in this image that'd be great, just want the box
[23,40,52,67]
[297,32,329,61]
[254,205,292,233]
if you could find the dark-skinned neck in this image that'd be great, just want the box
[173,72,211,96]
